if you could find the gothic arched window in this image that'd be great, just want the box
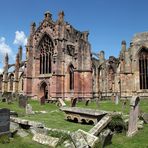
[9,74,14,91]
[139,48,148,89]
[0,75,3,91]
[69,65,74,90]
[39,34,53,74]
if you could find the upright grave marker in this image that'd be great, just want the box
[127,96,140,137]
[0,108,10,136]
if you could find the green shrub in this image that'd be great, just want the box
[109,114,127,133]
[0,134,10,144]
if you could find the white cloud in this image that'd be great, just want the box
[0,37,12,57]
[13,31,27,46]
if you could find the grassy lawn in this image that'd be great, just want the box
[0,98,147,147]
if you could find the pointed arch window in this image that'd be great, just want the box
[0,75,3,91]
[39,34,53,74]
[139,48,148,89]
[9,74,14,91]
[69,65,74,90]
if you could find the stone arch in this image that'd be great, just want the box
[38,80,50,100]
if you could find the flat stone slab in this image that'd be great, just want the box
[10,117,44,128]
[61,107,108,116]
[61,107,109,124]
[89,115,112,136]
[32,133,59,147]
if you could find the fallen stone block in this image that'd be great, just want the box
[70,131,89,148]
[89,115,112,136]
[17,129,29,137]
[63,140,75,148]
[78,129,99,148]
[32,133,59,148]
[99,129,113,148]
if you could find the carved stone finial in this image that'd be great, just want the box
[121,40,126,45]
[30,22,36,34]
[5,53,8,61]
[44,11,52,20]
[58,11,64,23]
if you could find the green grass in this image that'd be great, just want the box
[0,98,147,147]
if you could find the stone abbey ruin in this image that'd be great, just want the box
[0,11,148,100]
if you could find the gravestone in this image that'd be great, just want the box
[122,99,127,113]
[71,97,77,107]
[19,94,27,108]
[85,99,90,106]
[127,96,140,137]
[115,94,119,105]
[111,93,114,102]
[58,98,66,107]
[1,92,12,103]
[0,108,10,136]
[26,104,34,115]
[40,96,45,105]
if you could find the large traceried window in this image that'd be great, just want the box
[39,34,53,74]
[69,65,74,90]
[139,48,148,89]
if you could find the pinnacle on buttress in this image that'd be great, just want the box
[58,11,65,23]
[44,11,52,20]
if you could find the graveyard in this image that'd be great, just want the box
[0,95,147,148]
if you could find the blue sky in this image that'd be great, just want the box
[0,0,148,72]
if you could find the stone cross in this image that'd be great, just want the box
[127,96,140,137]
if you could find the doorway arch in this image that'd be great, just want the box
[39,81,48,100]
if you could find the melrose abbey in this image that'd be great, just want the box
[0,11,148,100]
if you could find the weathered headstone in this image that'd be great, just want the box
[127,96,140,137]
[26,104,34,115]
[40,96,45,105]
[115,94,119,105]
[89,115,112,136]
[85,99,90,106]
[71,97,77,107]
[58,98,66,107]
[19,94,27,108]
[0,108,10,136]
[111,93,114,102]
